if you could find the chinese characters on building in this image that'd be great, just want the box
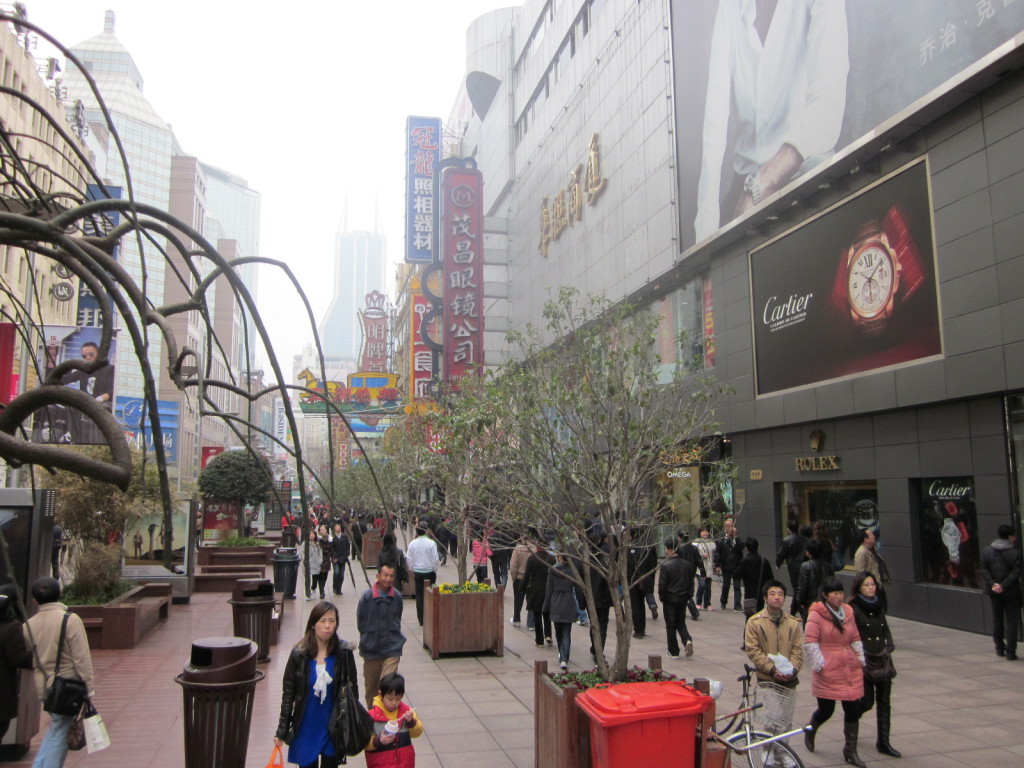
[441,166,484,381]
[539,133,608,258]
[405,116,442,264]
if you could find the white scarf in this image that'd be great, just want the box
[312,660,333,704]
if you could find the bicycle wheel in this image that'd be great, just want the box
[726,730,805,768]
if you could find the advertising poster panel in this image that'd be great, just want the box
[202,499,242,543]
[123,507,191,577]
[917,476,980,587]
[671,0,1024,249]
[749,160,940,396]
[31,326,117,444]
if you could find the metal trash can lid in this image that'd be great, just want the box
[273,547,299,560]
[181,637,258,683]
[232,578,275,601]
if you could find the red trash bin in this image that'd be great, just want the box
[576,681,712,768]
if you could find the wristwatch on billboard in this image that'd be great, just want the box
[743,168,763,205]
[832,205,926,333]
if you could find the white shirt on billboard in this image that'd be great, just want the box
[694,0,849,242]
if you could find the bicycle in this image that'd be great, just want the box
[708,664,807,768]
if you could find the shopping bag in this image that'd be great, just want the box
[67,709,86,751]
[265,745,285,767]
[82,700,111,753]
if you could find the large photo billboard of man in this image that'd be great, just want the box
[31,326,117,445]
[672,0,1024,250]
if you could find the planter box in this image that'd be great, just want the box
[422,585,504,659]
[535,659,590,768]
[196,545,275,567]
[68,583,172,650]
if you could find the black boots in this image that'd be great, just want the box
[843,722,867,768]
[876,705,901,757]
[804,714,823,752]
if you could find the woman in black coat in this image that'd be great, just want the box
[0,584,32,741]
[849,571,901,759]
[523,547,554,647]
[275,601,360,767]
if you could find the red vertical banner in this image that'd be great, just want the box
[441,166,484,382]
[410,286,433,402]
[702,276,716,368]
[0,323,15,404]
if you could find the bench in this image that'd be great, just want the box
[70,583,172,650]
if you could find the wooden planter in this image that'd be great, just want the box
[196,545,275,567]
[68,583,172,650]
[422,585,504,659]
[535,659,590,768]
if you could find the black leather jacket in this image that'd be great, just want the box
[276,640,358,743]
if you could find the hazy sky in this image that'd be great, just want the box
[27,0,516,377]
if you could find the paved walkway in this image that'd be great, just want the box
[9,559,1024,767]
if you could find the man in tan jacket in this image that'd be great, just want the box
[24,576,95,767]
[745,579,804,686]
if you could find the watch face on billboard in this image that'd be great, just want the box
[749,160,941,395]
[671,0,1024,250]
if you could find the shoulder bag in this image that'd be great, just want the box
[330,680,375,757]
[43,613,89,716]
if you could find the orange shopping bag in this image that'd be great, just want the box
[265,745,284,768]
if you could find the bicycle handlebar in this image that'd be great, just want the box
[736,663,756,682]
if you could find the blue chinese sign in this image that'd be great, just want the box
[405,116,442,264]
[115,396,179,464]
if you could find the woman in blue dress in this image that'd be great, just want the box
[275,601,359,767]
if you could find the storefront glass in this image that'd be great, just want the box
[913,477,980,588]
[778,481,878,570]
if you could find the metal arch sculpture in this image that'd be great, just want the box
[0,13,394,572]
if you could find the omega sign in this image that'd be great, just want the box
[795,455,840,472]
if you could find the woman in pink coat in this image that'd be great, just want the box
[803,578,867,768]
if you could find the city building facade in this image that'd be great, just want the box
[446,0,1024,632]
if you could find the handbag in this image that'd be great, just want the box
[330,681,375,757]
[82,700,111,753]
[864,649,897,683]
[67,710,86,751]
[264,745,285,768]
[43,613,89,716]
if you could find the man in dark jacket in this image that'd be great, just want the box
[658,540,697,658]
[981,524,1023,660]
[716,521,744,611]
[776,520,808,614]
[627,531,658,638]
[736,537,774,616]
[356,564,406,707]
[330,522,351,595]
[676,530,706,621]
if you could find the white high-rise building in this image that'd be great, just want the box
[318,230,386,362]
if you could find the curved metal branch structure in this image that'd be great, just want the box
[0,14,393,572]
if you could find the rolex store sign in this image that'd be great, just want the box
[749,160,941,396]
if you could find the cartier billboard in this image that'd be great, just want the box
[750,160,941,396]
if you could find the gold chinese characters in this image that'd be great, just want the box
[539,133,608,258]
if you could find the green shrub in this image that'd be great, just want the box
[215,536,270,547]
[551,665,678,690]
[65,541,134,604]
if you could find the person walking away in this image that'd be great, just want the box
[587,533,614,663]
[627,530,658,638]
[853,529,891,606]
[544,553,578,670]
[981,524,1022,660]
[356,564,406,709]
[508,534,535,626]
[676,530,706,620]
[776,520,808,614]
[274,600,359,768]
[849,571,901,758]
[489,524,513,586]
[406,526,440,626]
[694,526,717,610]
[803,578,867,768]
[736,538,773,617]
[363,672,424,766]
[523,543,554,647]
[317,525,333,600]
[658,539,696,658]
[329,523,350,596]
[304,528,324,600]
[716,521,744,611]
[0,584,32,742]
[746,580,803,765]
[795,539,826,624]
[24,577,95,768]
[471,531,493,583]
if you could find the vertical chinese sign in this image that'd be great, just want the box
[406,116,442,264]
[358,290,389,373]
[440,165,484,382]
[409,273,433,403]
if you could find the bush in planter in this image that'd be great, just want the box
[550,665,678,691]
[214,536,270,547]
[434,581,495,594]
[63,541,133,605]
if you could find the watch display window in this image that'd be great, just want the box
[778,481,878,571]
[911,477,980,589]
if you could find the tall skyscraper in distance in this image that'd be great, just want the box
[318,229,386,362]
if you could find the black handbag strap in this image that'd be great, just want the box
[52,612,70,683]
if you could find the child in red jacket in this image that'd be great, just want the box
[364,673,424,767]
